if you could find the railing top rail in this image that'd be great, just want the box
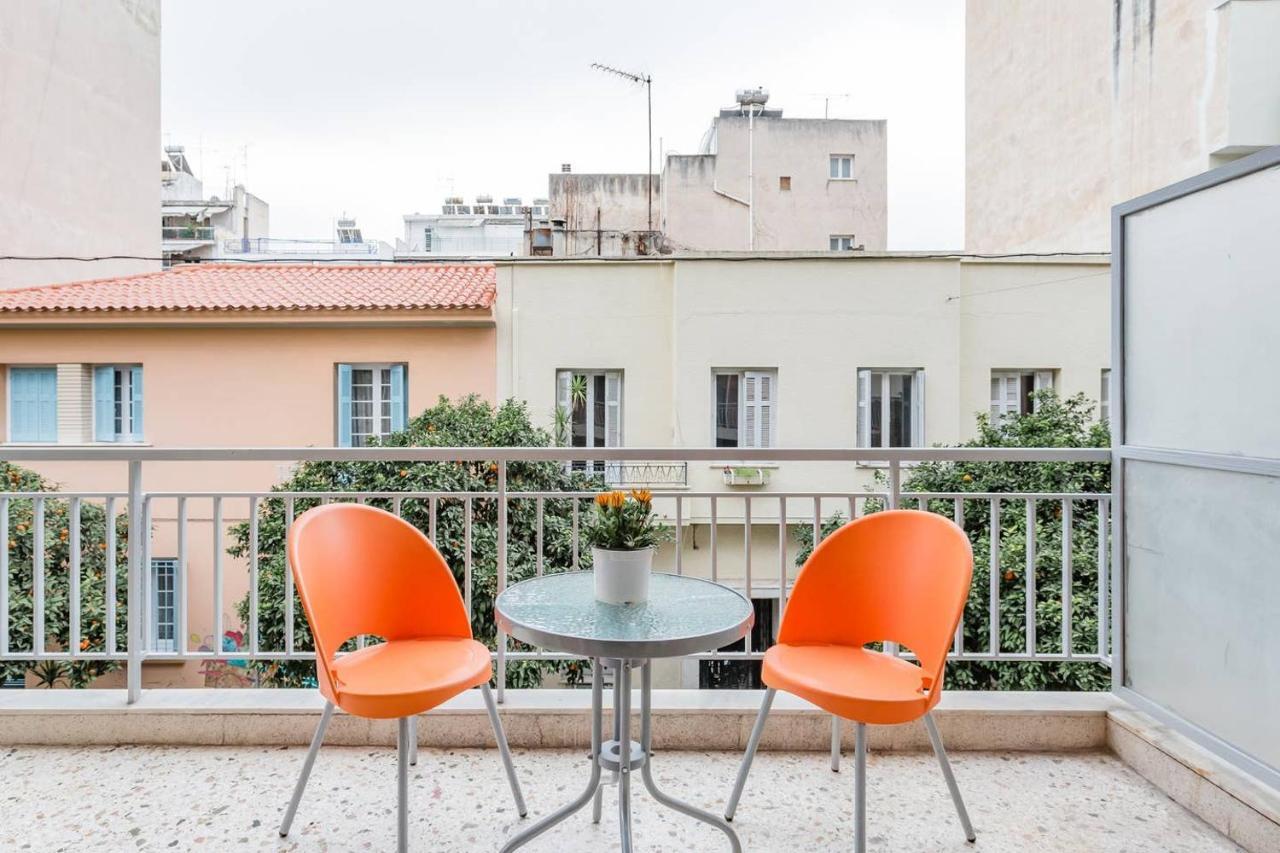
[0,446,1111,463]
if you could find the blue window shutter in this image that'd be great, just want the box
[390,364,406,432]
[94,366,114,441]
[129,367,144,442]
[10,368,57,442]
[337,364,353,447]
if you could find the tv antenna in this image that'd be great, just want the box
[591,62,654,233]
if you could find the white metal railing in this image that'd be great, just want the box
[0,447,1111,703]
[161,226,215,241]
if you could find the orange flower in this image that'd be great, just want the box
[596,491,625,509]
[630,489,653,504]
[594,492,611,507]
[79,638,90,651]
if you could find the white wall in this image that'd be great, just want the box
[0,1,161,289]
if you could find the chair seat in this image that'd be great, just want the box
[319,637,493,719]
[761,643,937,725]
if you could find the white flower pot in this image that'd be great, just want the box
[592,546,653,605]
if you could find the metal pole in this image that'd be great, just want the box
[747,104,755,250]
[497,461,508,701]
[647,76,653,234]
[126,460,143,704]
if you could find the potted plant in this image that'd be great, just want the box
[584,489,666,605]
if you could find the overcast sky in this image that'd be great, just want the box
[161,0,964,249]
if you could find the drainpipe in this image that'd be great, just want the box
[748,104,756,250]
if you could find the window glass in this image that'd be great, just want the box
[350,368,374,447]
[715,374,739,447]
[592,374,607,449]
[888,373,913,447]
[869,374,883,448]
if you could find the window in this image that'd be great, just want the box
[857,369,925,448]
[442,205,456,215]
[829,235,856,251]
[422,228,433,252]
[829,155,854,179]
[150,558,178,653]
[337,363,407,447]
[456,205,471,214]
[713,370,776,448]
[7,367,57,443]
[779,176,791,191]
[991,370,1055,419]
[93,366,144,442]
[1100,368,1111,423]
[556,370,621,478]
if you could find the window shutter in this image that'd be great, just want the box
[604,371,621,447]
[389,364,407,432]
[742,373,758,448]
[10,368,57,443]
[856,369,871,447]
[1033,370,1054,412]
[337,364,353,447]
[129,367,144,442]
[93,366,114,442]
[911,369,926,447]
[757,372,774,448]
[555,370,572,445]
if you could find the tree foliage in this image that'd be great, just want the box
[229,395,601,689]
[795,392,1111,691]
[1,462,130,688]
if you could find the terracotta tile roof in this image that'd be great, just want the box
[0,263,496,314]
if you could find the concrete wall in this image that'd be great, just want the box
[965,0,1280,254]
[549,173,658,256]
[665,117,888,252]
[0,320,496,685]
[0,0,161,289]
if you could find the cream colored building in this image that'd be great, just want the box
[0,1,161,289]
[966,0,1280,254]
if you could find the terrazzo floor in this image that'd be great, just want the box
[0,745,1239,852]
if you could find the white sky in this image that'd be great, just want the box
[161,0,964,249]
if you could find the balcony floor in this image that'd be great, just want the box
[2,744,1238,851]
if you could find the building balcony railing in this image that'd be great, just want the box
[161,226,215,241]
[0,446,1111,703]
[221,237,382,255]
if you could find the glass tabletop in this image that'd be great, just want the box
[495,571,754,660]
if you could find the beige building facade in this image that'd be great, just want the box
[0,0,161,289]
[966,0,1280,254]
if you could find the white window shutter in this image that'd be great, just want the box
[555,370,572,444]
[604,371,622,447]
[1033,370,1054,412]
[742,373,758,448]
[911,369,926,447]
[857,369,872,447]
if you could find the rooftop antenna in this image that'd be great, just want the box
[590,62,653,234]
[806,92,852,119]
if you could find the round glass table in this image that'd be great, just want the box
[495,571,754,853]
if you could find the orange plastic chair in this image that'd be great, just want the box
[277,503,527,852]
[724,509,976,851]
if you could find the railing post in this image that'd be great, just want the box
[496,460,508,702]
[888,459,901,509]
[126,459,144,705]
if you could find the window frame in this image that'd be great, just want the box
[990,369,1056,419]
[149,557,179,654]
[857,368,925,448]
[337,362,407,447]
[1100,368,1112,423]
[829,234,856,251]
[555,369,624,450]
[6,365,59,444]
[711,368,778,449]
[829,154,855,180]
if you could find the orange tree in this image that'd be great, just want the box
[794,391,1110,691]
[229,395,601,689]
[1,462,130,688]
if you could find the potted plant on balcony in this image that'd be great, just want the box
[584,489,666,605]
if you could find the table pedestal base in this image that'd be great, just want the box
[500,658,741,853]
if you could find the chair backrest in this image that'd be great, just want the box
[779,509,973,690]
[287,503,471,695]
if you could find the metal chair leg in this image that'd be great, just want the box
[279,700,335,837]
[482,682,529,817]
[854,722,867,853]
[409,715,418,766]
[924,712,976,842]
[724,687,775,821]
[831,715,841,772]
[397,717,410,853]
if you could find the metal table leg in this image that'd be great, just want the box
[638,663,743,853]
[500,659,605,853]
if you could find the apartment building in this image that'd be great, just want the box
[965,0,1280,253]
[495,254,1109,683]
[0,1,160,290]
[0,263,497,686]
[161,145,269,265]
[398,196,552,258]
